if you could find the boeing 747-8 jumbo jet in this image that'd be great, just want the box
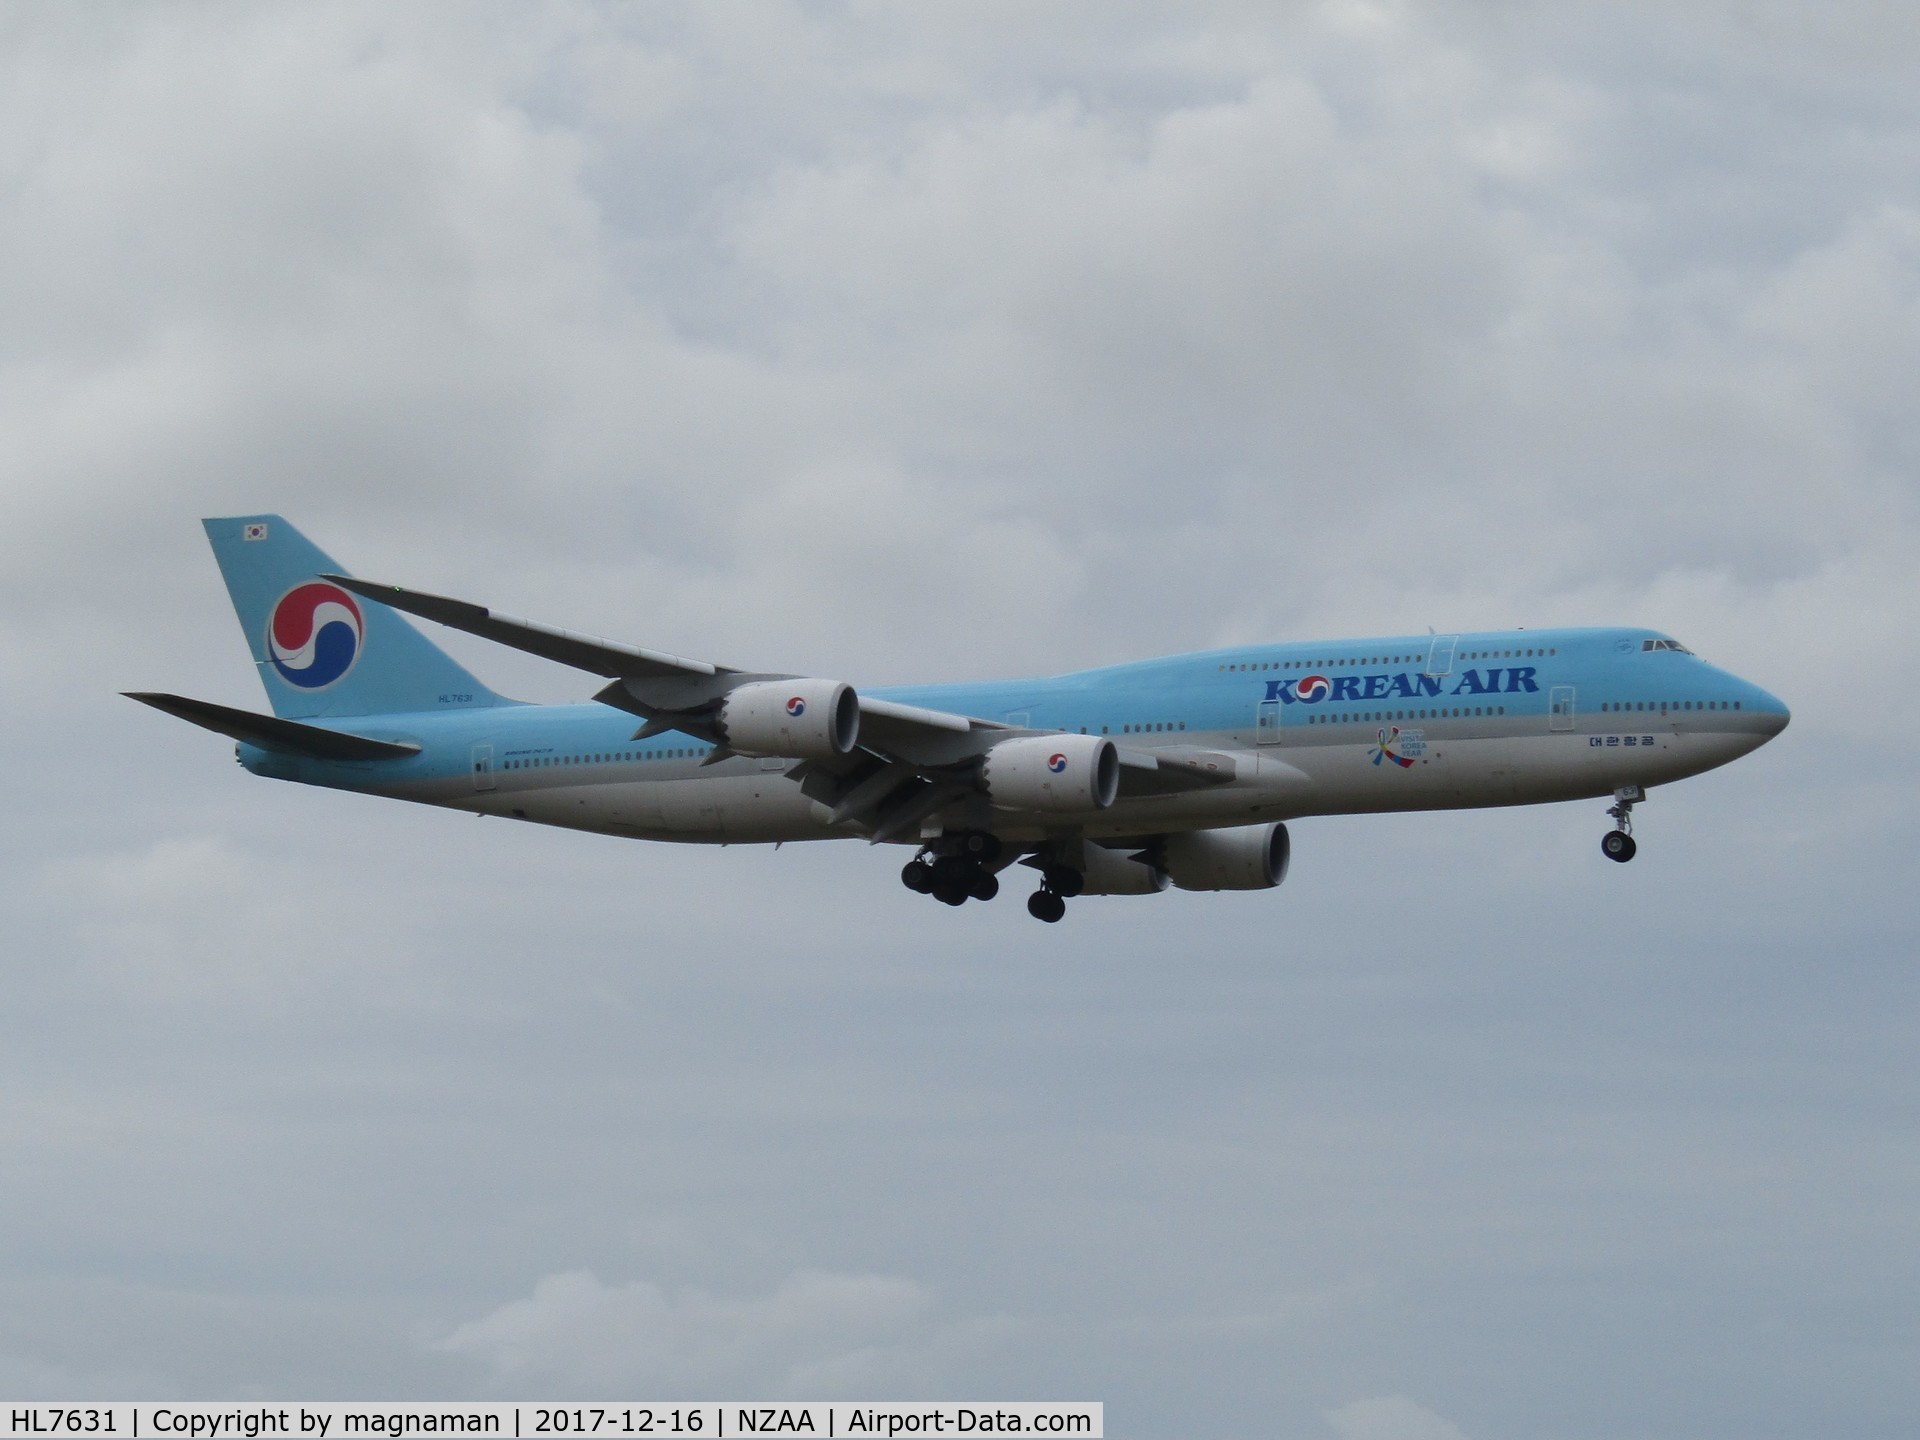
[130,516,1790,922]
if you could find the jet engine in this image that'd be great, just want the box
[1161,822,1291,891]
[715,679,860,761]
[980,733,1119,813]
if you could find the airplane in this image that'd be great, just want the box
[128,515,1791,923]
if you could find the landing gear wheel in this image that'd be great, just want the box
[901,860,934,893]
[958,832,1004,864]
[969,869,1000,902]
[934,878,971,905]
[1602,785,1644,865]
[1041,864,1085,898]
[1027,889,1066,923]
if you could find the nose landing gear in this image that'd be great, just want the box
[1602,785,1644,863]
[1601,830,1637,862]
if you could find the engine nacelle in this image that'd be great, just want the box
[980,733,1119,813]
[1162,822,1290,891]
[1076,843,1170,896]
[715,679,859,761]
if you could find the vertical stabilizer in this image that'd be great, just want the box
[202,515,512,719]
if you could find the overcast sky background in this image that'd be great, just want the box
[3,3,1918,1435]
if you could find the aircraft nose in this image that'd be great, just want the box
[1751,687,1791,739]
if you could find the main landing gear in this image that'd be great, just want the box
[1027,890,1066,924]
[1025,863,1082,924]
[1602,785,1644,863]
[900,832,1004,906]
[900,835,1086,922]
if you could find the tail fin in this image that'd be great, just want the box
[203,515,512,719]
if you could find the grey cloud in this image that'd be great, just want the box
[1326,1397,1471,1440]
[439,1270,936,1395]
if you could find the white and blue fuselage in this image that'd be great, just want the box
[237,628,1786,844]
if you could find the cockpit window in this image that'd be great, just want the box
[1641,638,1693,654]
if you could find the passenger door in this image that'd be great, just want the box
[1256,698,1281,745]
[1549,685,1576,732]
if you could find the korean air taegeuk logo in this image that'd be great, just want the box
[267,581,364,690]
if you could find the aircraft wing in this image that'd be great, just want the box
[323,576,732,684]
[324,574,1009,763]
[1112,745,1241,796]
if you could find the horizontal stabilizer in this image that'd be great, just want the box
[124,692,421,762]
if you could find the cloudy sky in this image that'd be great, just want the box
[3,2,1917,1434]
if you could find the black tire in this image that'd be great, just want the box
[1043,865,1085,898]
[969,869,1000,902]
[901,860,934,893]
[960,832,1003,864]
[934,877,970,905]
[1027,889,1066,923]
[930,856,969,886]
[1602,831,1637,863]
